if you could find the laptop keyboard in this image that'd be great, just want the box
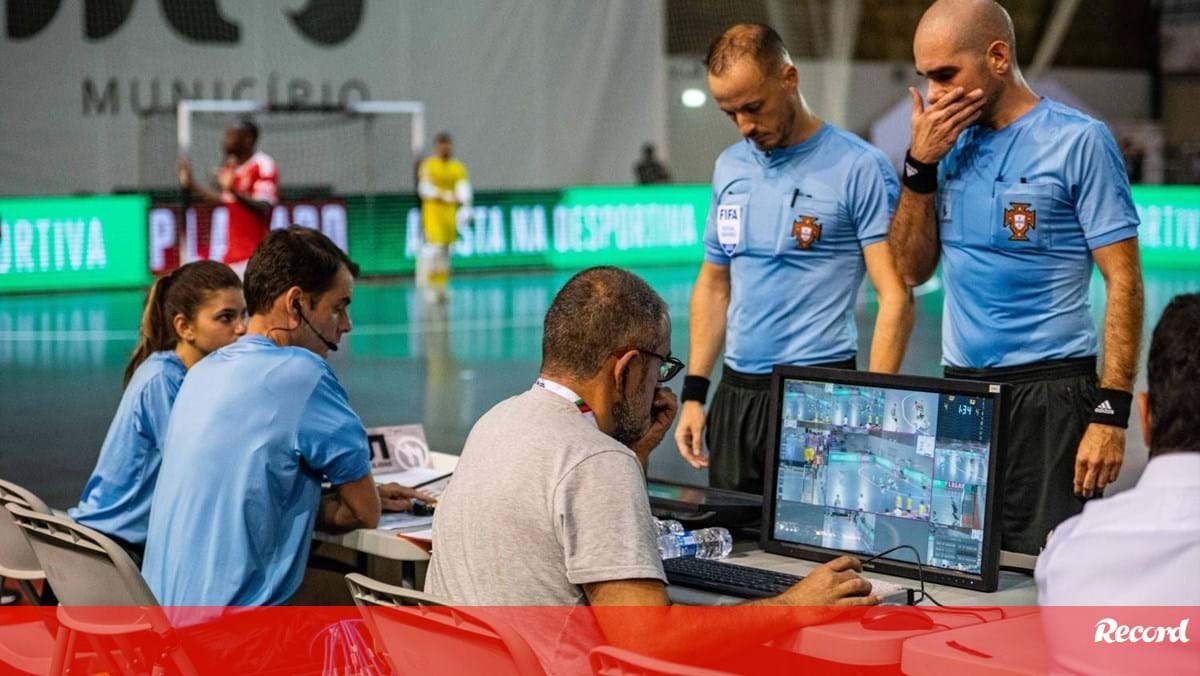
[662,557,802,599]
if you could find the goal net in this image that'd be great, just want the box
[138,100,423,195]
[136,100,424,270]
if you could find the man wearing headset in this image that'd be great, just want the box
[143,227,431,608]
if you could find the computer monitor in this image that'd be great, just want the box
[760,366,1009,592]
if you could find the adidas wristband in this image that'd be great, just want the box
[681,375,711,405]
[1090,388,1132,428]
[902,151,938,194]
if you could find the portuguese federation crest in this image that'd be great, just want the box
[1004,202,1036,241]
[792,215,822,250]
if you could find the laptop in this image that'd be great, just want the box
[647,480,762,529]
[759,366,1008,592]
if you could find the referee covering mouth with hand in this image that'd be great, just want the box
[889,0,1145,554]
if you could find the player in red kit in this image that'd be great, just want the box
[178,117,278,278]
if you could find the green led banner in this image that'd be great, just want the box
[347,191,561,275]
[8,184,1188,295]
[0,195,151,294]
[1131,186,1200,269]
[347,185,711,276]
[546,185,709,267]
[326,184,1200,276]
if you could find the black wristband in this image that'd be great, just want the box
[1090,388,1132,428]
[681,375,711,404]
[902,151,938,194]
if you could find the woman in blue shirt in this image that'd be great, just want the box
[70,260,246,564]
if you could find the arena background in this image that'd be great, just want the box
[1,0,1198,509]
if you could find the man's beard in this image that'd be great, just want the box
[978,83,1003,129]
[611,394,650,446]
[756,104,796,151]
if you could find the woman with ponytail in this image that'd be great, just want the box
[69,261,245,564]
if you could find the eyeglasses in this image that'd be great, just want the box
[613,348,685,383]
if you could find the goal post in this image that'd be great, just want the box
[138,99,426,272]
[175,99,425,165]
[171,98,427,187]
[175,99,260,159]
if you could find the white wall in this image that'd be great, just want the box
[667,56,1152,184]
[0,0,666,195]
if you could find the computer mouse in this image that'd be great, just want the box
[859,606,935,631]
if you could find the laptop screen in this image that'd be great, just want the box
[762,367,1007,590]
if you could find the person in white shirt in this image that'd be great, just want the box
[1036,292,1200,606]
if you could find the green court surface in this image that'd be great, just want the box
[1,266,1196,508]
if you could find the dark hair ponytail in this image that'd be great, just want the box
[123,261,241,386]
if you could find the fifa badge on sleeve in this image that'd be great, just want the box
[716,204,743,255]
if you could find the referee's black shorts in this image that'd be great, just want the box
[946,356,1099,555]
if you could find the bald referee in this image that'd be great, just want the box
[675,24,914,494]
[889,0,1144,554]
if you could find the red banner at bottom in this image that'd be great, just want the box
[0,605,1196,675]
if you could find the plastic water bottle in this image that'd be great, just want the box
[657,527,733,560]
[653,518,684,537]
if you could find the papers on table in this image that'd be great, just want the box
[397,528,434,553]
[398,528,432,543]
[377,511,433,532]
[371,462,451,534]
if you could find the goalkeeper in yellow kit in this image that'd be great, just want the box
[417,132,472,301]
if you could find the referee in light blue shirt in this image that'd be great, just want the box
[890,1,1144,554]
[675,24,915,493]
[142,228,428,610]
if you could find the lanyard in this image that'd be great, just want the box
[534,378,598,429]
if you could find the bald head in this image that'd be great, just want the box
[913,0,1031,130]
[917,0,1016,55]
[705,23,792,77]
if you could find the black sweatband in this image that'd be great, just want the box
[1090,388,1132,428]
[681,375,711,404]
[902,151,938,194]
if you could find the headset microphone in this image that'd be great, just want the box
[294,300,339,352]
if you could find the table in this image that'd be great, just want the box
[901,613,1047,675]
[317,454,1040,666]
[311,451,458,584]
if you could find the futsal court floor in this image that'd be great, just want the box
[1,265,1195,509]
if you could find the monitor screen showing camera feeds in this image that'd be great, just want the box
[771,378,996,576]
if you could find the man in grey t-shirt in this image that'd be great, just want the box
[427,267,878,669]
[426,383,667,605]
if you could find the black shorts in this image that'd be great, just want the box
[946,356,1099,555]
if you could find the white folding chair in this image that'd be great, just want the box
[345,572,546,676]
[7,504,197,676]
[0,479,52,604]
